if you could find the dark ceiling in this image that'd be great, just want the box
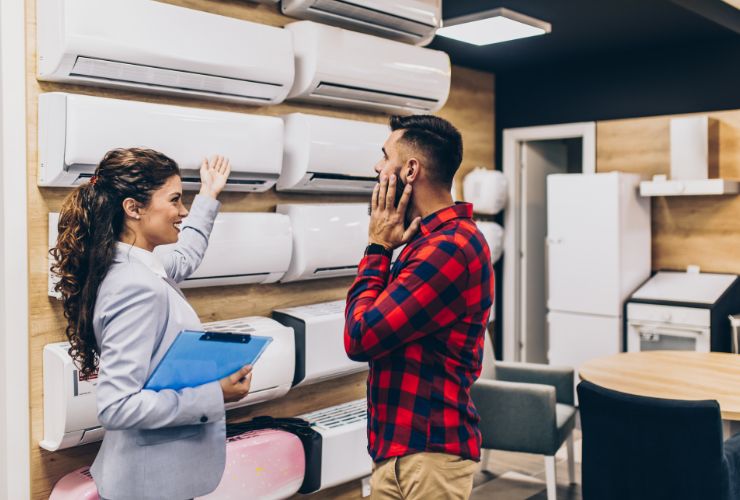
[429,0,740,73]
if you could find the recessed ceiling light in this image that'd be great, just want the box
[436,8,551,46]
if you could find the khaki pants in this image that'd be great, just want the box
[370,452,478,500]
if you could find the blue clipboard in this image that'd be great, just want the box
[144,330,272,391]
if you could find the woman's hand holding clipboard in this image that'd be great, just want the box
[220,365,253,403]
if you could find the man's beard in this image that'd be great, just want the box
[372,175,406,208]
[393,176,406,208]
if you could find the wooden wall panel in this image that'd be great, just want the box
[25,1,495,498]
[596,109,740,274]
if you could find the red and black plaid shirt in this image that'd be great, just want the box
[344,203,494,463]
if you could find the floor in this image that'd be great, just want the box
[308,430,583,499]
[470,430,582,500]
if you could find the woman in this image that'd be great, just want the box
[51,148,252,500]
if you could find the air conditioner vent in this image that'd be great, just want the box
[314,265,359,274]
[180,176,269,186]
[282,0,441,45]
[203,319,258,333]
[304,173,377,193]
[71,56,282,101]
[309,0,434,38]
[184,272,271,283]
[313,82,437,111]
[303,399,367,430]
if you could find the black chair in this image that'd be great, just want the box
[577,380,740,500]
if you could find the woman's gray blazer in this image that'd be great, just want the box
[90,195,226,500]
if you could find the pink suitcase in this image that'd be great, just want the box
[50,429,305,500]
[49,467,98,500]
[200,428,305,499]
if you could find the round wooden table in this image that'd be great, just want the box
[579,351,740,421]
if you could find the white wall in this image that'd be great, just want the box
[0,0,30,498]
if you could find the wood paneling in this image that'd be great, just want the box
[596,109,740,274]
[441,66,496,200]
[25,1,495,498]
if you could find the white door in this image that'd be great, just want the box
[520,141,567,363]
[547,173,621,316]
[502,122,596,362]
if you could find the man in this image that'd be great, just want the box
[344,115,494,499]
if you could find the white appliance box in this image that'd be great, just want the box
[285,21,450,114]
[38,92,284,191]
[626,271,740,353]
[546,172,651,317]
[37,0,294,104]
[281,0,441,45]
[273,299,367,387]
[154,212,293,288]
[202,316,296,410]
[276,203,369,282]
[40,317,294,451]
[298,399,372,492]
[278,113,387,194]
[547,311,623,402]
[40,342,104,451]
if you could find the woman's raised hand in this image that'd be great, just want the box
[199,155,231,199]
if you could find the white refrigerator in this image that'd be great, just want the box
[546,172,651,386]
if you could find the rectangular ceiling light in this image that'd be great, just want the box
[437,8,551,46]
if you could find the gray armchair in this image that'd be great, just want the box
[471,333,577,500]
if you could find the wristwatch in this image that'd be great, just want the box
[366,243,392,256]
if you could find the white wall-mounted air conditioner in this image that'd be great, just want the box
[203,317,295,410]
[278,113,387,194]
[298,399,373,493]
[40,342,104,451]
[284,21,450,114]
[273,300,367,387]
[276,204,369,282]
[38,93,284,191]
[281,0,441,46]
[154,212,293,288]
[40,318,294,450]
[37,0,294,104]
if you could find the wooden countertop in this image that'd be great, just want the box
[579,351,740,421]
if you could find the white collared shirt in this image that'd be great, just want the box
[115,242,167,279]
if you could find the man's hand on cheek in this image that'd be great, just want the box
[368,174,421,250]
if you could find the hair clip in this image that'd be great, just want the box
[89,175,99,186]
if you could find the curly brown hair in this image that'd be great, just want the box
[50,148,180,377]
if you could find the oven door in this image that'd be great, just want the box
[627,320,711,352]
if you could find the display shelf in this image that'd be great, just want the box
[639,177,740,197]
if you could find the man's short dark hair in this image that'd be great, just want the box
[389,115,463,186]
